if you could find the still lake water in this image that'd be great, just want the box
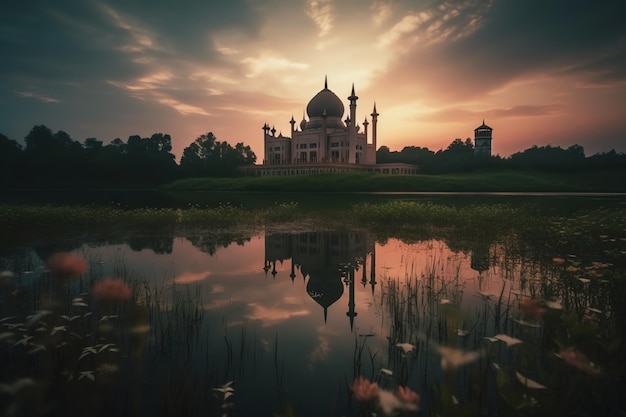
[1,191,625,416]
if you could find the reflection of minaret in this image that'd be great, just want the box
[264,233,291,279]
[370,251,377,294]
[346,268,357,331]
[290,258,296,282]
[361,257,367,287]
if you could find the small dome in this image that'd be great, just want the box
[306,87,344,119]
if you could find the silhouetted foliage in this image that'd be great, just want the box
[0,124,624,188]
[23,125,86,183]
[509,144,587,172]
[375,138,625,174]
[180,132,256,177]
[0,133,25,185]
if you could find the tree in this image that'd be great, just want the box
[23,125,87,183]
[0,133,25,185]
[180,132,257,177]
[508,144,587,172]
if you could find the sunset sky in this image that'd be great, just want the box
[2,0,625,160]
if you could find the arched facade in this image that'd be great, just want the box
[245,78,418,176]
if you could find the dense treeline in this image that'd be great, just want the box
[1,125,624,187]
[377,138,626,174]
[0,125,256,187]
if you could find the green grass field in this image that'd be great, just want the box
[162,170,626,192]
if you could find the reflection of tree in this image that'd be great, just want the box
[470,244,491,274]
[184,232,252,256]
[128,236,174,254]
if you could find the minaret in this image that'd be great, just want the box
[289,115,296,137]
[348,84,358,164]
[371,103,379,155]
[263,123,270,164]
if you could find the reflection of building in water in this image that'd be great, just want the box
[471,243,492,293]
[264,231,376,329]
[471,245,491,275]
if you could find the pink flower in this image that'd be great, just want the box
[92,278,132,303]
[519,298,547,320]
[47,252,88,279]
[351,377,379,402]
[396,386,420,406]
[558,348,602,375]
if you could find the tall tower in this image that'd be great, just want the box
[348,84,358,164]
[474,120,493,157]
[371,103,379,155]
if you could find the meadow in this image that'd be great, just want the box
[163,170,626,192]
[1,197,625,416]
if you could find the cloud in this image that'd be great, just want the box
[416,104,562,123]
[242,54,310,78]
[307,327,332,369]
[156,98,210,116]
[370,0,393,27]
[245,302,310,327]
[366,0,626,106]
[376,0,490,49]
[377,11,433,48]
[306,0,334,38]
[16,91,59,103]
[173,270,211,284]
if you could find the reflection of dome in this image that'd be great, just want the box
[305,267,344,322]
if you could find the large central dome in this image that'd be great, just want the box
[306,79,344,119]
[303,78,346,130]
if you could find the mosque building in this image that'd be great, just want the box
[247,77,418,176]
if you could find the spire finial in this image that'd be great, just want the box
[324,75,328,89]
[351,83,355,95]
[483,118,485,125]
[371,102,379,117]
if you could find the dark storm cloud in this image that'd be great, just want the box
[0,0,264,143]
[367,0,626,102]
[0,0,261,84]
